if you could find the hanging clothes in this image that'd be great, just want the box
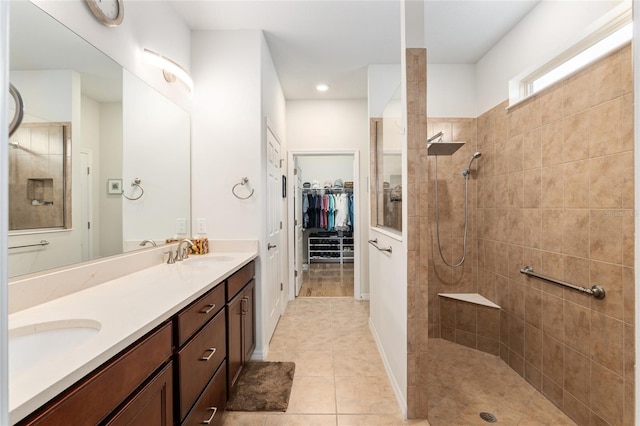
[303,193,310,228]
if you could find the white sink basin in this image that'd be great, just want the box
[182,255,234,266]
[9,319,101,377]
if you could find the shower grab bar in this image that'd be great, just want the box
[9,240,50,249]
[368,239,392,253]
[520,266,605,300]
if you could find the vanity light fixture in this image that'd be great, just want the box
[316,83,330,92]
[142,48,194,93]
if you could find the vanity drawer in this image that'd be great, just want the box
[227,261,255,301]
[20,322,172,426]
[177,283,225,346]
[177,308,226,420]
[181,363,227,426]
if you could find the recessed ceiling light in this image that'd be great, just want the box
[316,83,330,92]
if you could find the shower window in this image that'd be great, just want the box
[509,5,631,107]
[8,122,72,230]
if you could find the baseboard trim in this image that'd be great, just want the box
[369,318,407,418]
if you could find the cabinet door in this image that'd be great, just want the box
[242,280,256,362]
[226,293,243,390]
[106,362,173,426]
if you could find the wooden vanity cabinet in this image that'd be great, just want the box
[17,259,257,426]
[18,322,173,426]
[226,261,256,390]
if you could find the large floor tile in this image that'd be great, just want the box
[335,376,398,414]
[287,376,337,414]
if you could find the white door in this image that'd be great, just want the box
[266,125,283,341]
[294,162,304,296]
[79,151,92,261]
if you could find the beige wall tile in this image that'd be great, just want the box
[562,209,589,258]
[563,160,589,208]
[563,112,590,162]
[589,49,623,107]
[590,362,624,426]
[563,69,591,116]
[564,347,591,406]
[590,260,624,321]
[541,120,564,166]
[590,311,624,375]
[564,300,591,357]
[589,210,623,264]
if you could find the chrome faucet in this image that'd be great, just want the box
[139,239,157,247]
[175,239,194,261]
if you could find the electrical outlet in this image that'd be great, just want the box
[196,218,207,234]
[176,218,187,234]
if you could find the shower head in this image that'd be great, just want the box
[462,151,482,178]
[427,131,465,156]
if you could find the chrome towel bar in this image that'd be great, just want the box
[368,238,392,253]
[520,265,605,300]
[9,240,50,249]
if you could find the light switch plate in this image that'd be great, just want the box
[176,218,187,234]
[196,218,207,234]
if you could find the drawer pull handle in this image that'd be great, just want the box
[241,297,248,315]
[200,347,217,361]
[202,406,217,424]
[200,303,216,314]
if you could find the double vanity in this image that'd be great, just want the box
[8,241,258,426]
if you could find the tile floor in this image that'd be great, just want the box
[220,297,427,425]
[299,263,354,297]
[427,339,577,425]
[220,298,576,425]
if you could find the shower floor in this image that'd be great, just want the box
[427,339,576,425]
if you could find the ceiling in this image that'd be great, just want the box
[172,0,540,100]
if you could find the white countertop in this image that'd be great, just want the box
[8,249,257,424]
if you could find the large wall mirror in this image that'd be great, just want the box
[371,83,402,233]
[8,1,191,278]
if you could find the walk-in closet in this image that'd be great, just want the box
[292,155,356,298]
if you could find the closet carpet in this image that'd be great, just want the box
[219,298,428,425]
[299,263,354,297]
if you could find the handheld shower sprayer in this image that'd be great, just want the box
[461,152,482,178]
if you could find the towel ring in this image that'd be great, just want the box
[9,83,24,137]
[122,178,144,201]
[232,177,254,200]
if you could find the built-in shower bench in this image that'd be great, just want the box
[437,293,501,356]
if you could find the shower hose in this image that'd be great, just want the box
[434,156,470,268]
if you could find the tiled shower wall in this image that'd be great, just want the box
[426,119,481,345]
[475,45,634,425]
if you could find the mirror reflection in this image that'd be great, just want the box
[8,1,191,278]
[373,84,402,232]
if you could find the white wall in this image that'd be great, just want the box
[427,64,476,118]
[368,62,408,415]
[476,0,622,114]
[192,29,287,357]
[191,30,262,239]
[287,100,370,295]
[368,65,402,118]
[297,156,354,184]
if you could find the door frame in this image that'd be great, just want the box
[286,149,362,300]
